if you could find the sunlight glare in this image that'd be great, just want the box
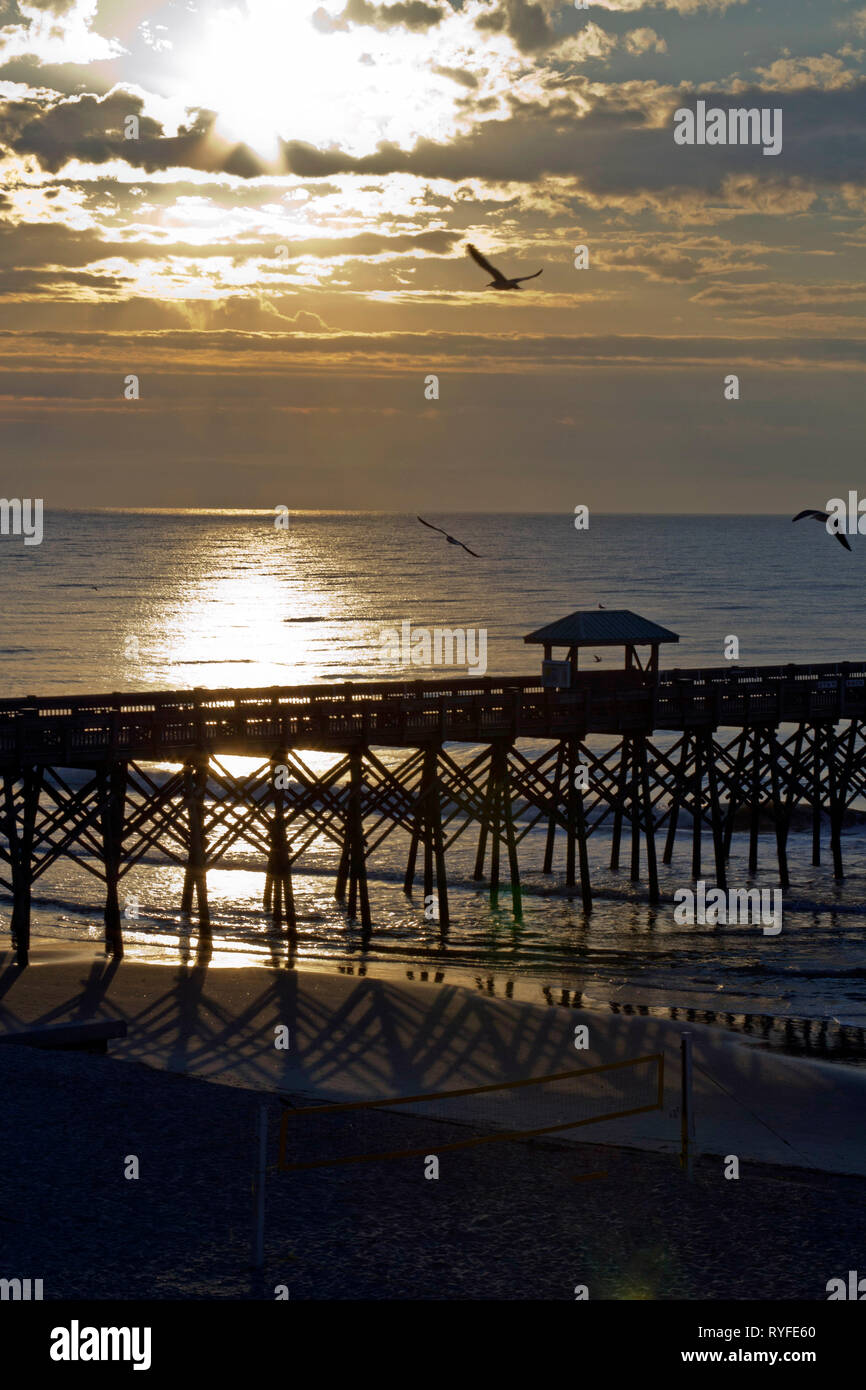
[173,0,462,160]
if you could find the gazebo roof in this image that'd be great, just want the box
[523,609,680,648]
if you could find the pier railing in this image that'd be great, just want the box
[0,661,865,762]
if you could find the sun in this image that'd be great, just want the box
[168,0,460,163]
[180,2,331,160]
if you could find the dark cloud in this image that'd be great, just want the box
[17,0,80,11]
[0,219,118,268]
[0,88,175,169]
[313,0,445,34]
[275,83,866,197]
[474,0,556,54]
[433,65,478,89]
[0,54,115,95]
[0,221,460,273]
[0,88,268,177]
[6,77,866,200]
[691,281,866,314]
[1,327,862,370]
[0,267,127,293]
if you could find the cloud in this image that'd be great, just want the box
[0,0,121,64]
[0,322,861,514]
[0,88,271,177]
[433,64,479,89]
[1,327,861,371]
[0,221,461,284]
[274,82,866,202]
[735,54,860,93]
[474,0,556,54]
[556,21,618,62]
[14,0,80,15]
[604,245,710,281]
[269,229,459,259]
[624,27,667,55]
[313,0,446,33]
[0,0,857,513]
[207,296,327,330]
[0,87,181,172]
[6,75,866,212]
[691,281,866,314]
[0,53,115,93]
[0,266,127,294]
[591,0,747,11]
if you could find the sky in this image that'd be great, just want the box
[0,0,864,510]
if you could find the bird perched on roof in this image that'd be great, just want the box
[416,516,480,557]
[467,243,543,291]
[792,509,852,552]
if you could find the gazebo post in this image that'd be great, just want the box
[524,609,679,899]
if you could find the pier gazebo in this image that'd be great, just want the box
[524,609,680,687]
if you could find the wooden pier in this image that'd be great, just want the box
[2,649,866,966]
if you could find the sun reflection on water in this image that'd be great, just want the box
[120,519,347,693]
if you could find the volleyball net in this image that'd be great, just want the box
[277,1051,664,1172]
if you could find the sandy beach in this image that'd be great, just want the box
[1,943,865,1299]
[2,941,865,1175]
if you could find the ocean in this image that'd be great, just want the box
[2,510,865,1047]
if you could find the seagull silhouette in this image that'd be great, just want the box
[792,509,852,552]
[467,243,543,291]
[417,516,480,557]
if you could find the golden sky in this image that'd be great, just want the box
[1,0,864,509]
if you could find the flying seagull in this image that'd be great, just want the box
[792,509,852,552]
[467,243,543,291]
[417,516,480,557]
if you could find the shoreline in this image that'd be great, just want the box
[2,941,866,1178]
[10,929,866,1068]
